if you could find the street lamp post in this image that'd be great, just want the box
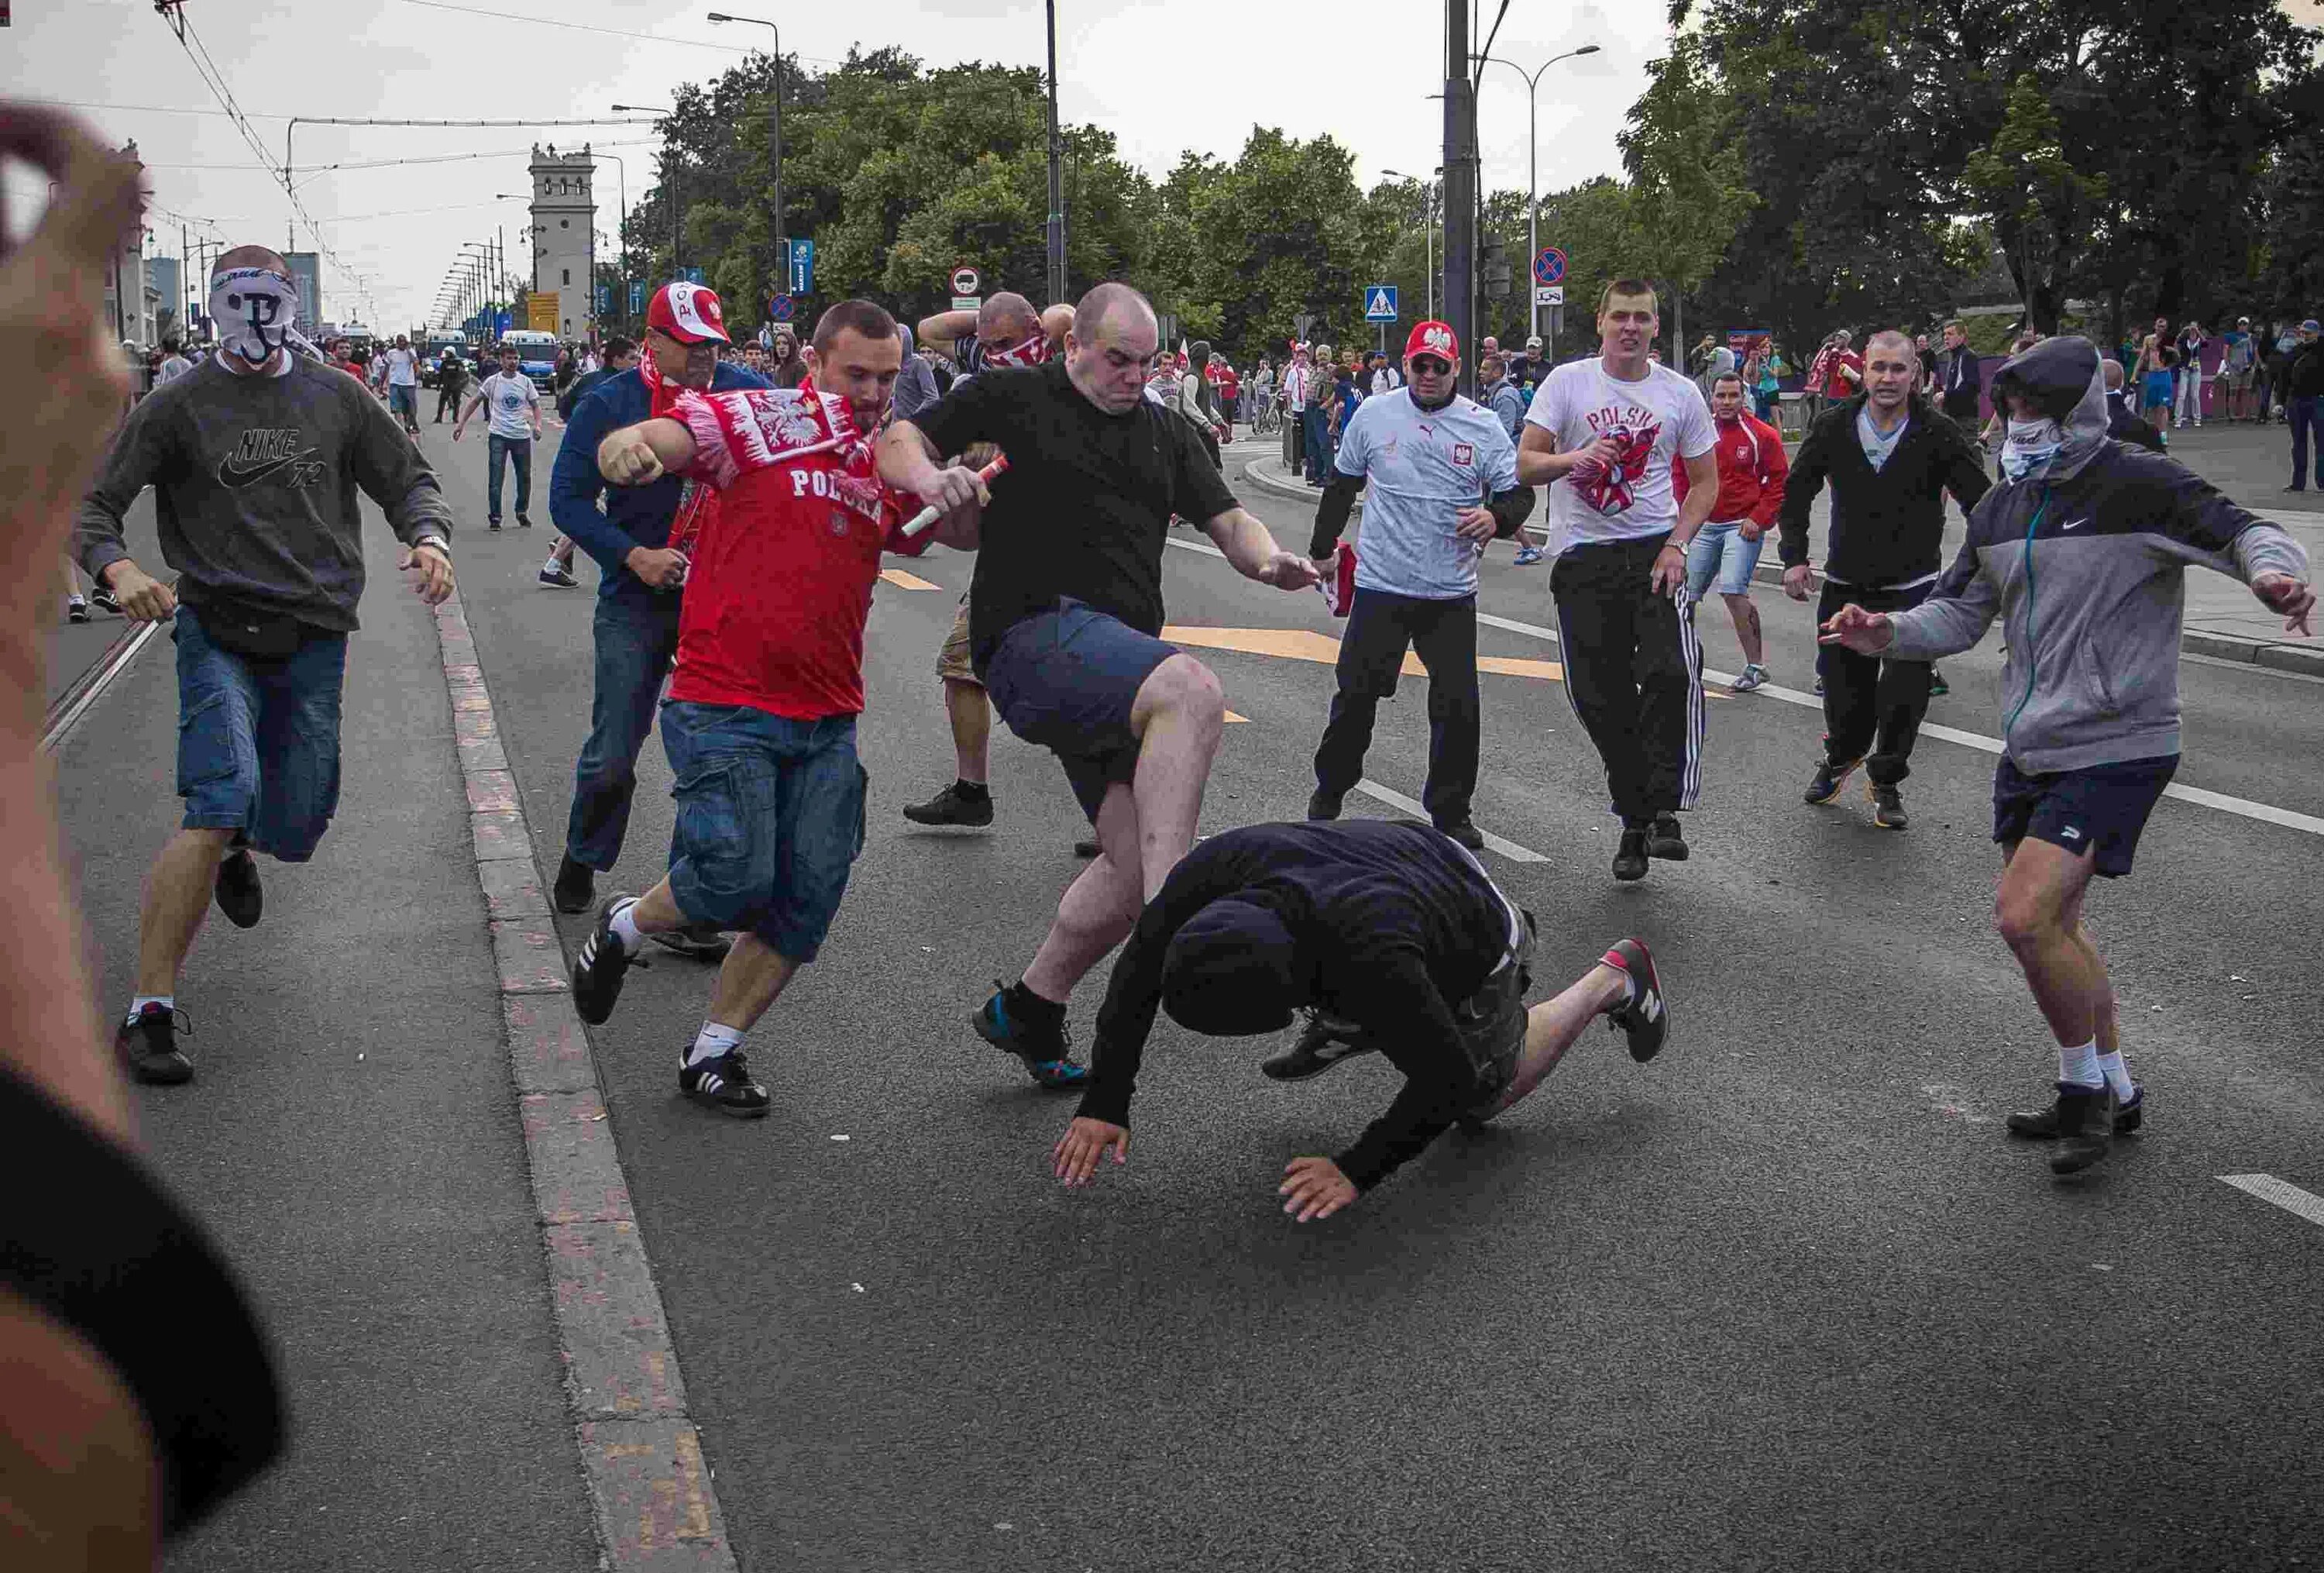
[1383,167,1445,319]
[706,14,786,317]
[594,152,630,329]
[1474,44,1600,346]
[1044,0,1064,305]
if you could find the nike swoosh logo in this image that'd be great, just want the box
[218,449,321,488]
[2061,517,2089,531]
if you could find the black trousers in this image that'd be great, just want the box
[435,383,464,422]
[1816,580,1934,785]
[1549,533,1705,823]
[1312,587,1480,824]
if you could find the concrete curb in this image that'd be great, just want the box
[430,592,740,1572]
[1238,460,2316,674]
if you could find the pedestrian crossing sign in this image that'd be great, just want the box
[1364,286,1399,322]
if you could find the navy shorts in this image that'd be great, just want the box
[173,604,348,862]
[1992,753,2180,878]
[659,701,867,962]
[982,600,1176,822]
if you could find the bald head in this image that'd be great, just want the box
[2102,356,2124,391]
[978,291,1041,346]
[1865,329,1917,362]
[214,244,289,279]
[1072,281,1157,346]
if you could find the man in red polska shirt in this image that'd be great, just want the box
[566,298,985,1118]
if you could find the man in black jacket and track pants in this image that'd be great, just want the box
[1779,329,1990,829]
[1933,319,1982,430]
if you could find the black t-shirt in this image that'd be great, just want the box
[913,359,1240,664]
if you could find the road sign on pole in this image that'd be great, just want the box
[1533,285,1565,307]
[1532,247,1568,287]
[949,263,982,298]
[789,238,814,296]
[628,281,645,317]
[1363,284,1399,322]
[767,294,796,324]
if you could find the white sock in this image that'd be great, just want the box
[2096,1048,2133,1100]
[128,994,174,1024]
[608,897,644,954]
[687,1022,745,1067]
[2057,1038,2102,1089]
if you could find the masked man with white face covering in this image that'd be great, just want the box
[74,245,457,1086]
[1821,336,2312,1178]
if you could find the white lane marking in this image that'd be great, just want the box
[43,619,163,754]
[1351,780,1549,863]
[1169,536,2324,838]
[2219,1173,2324,1231]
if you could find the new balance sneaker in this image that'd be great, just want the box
[1435,818,1486,852]
[902,782,995,828]
[649,923,733,962]
[1513,544,1545,566]
[1870,783,1910,831]
[1729,663,1768,693]
[1307,790,1343,822]
[552,855,595,915]
[538,562,579,588]
[2006,1082,2145,1140]
[1804,756,1863,806]
[971,983,1088,1089]
[679,1048,771,1118]
[2047,1082,2119,1175]
[214,847,263,929]
[571,896,645,1025]
[1611,826,1649,882]
[1600,938,1669,1062]
[117,1003,193,1086]
[1260,1010,1377,1082]
[1646,812,1688,861]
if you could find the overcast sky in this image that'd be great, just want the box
[1,0,1639,330]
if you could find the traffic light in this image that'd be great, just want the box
[1482,239,1512,301]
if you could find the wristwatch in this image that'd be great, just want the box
[412,535,452,560]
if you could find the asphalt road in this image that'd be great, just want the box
[57,415,2324,1571]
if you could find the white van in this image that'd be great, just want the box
[500,330,562,391]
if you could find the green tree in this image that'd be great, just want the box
[1616,35,1757,360]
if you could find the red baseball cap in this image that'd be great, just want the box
[646,281,731,346]
[1405,320,1459,362]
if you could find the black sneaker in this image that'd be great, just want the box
[902,782,994,828]
[517,513,535,528]
[488,518,503,530]
[552,855,595,914]
[89,587,122,616]
[1600,938,1669,1062]
[66,597,90,624]
[571,896,645,1025]
[538,562,579,588]
[214,848,263,928]
[1260,1010,1377,1081]
[2047,1082,2119,1175]
[117,1003,194,1086]
[649,922,733,962]
[1435,818,1485,851]
[1870,783,1909,831]
[678,1048,770,1118]
[971,982,1088,1089]
[1804,756,1863,805]
[1073,838,1101,859]
[1612,826,1649,882]
[2007,1082,2145,1139]
[1307,789,1343,821]
[1646,812,1688,861]
[1927,666,1950,698]
[1813,675,1826,695]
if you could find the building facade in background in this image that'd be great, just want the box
[284,251,323,337]
[146,255,182,341]
[529,144,596,341]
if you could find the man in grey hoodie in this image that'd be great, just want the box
[1821,336,2312,1176]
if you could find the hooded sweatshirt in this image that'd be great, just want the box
[1886,337,2309,772]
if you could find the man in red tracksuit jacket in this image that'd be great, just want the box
[1674,369,1789,690]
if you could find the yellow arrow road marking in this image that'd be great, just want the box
[880,569,942,590]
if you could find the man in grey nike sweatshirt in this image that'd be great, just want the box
[1821,336,2312,1176]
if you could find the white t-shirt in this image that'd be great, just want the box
[477,371,540,439]
[1335,389,1519,600]
[385,347,420,387]
[1524,357,1716,554]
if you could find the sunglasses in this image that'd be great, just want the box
[1410,356,1453,376]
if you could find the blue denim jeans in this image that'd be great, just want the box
[487,433,533,521]
[564,590,683,871]
[1301,405,1332,482]
[172,604,349,861]
[658,702,867,962]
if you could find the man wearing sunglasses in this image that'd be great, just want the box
[1305,320,1535,852]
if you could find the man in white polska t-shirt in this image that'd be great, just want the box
[1516,278,1720,884]
[452,346,545,528]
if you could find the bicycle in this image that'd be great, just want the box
[1252,398,1282,437]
